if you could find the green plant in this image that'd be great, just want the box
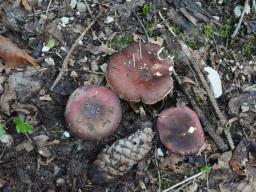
[242,43,253,58]
[218,18,232,37]
[111,35,134,47]
[172,25,182,34]
[200,165,212,173]
[186,40,198,50]
[142,3,152,15]
[145,21,155,36]
[202,23,214,39]
[13,117,33,134]
[0,124,6,137]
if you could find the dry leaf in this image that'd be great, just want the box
[21,0,32,11]
[0,35,37,68]
[229,140,248,176]
[159,153,192,174]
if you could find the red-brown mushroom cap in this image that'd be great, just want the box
[106,42,174,104]
[157,106,205,154]
[65,85,122,140]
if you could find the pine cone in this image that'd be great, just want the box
[89,121,154,183]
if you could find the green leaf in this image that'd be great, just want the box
[0,124,6,137]
[200,165,212,173]
[46,38,56,49]
[13,118,33,134]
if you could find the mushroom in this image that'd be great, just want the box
[157,106,205,154]
[106,42,174,104]
[65,85,122,140]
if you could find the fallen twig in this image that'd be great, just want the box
[231,0,250,38]
[172,70,228,151]
[177,40,234,149]
[40,0,52,29]
[50,18,99,91]
[83,0,93,18]
[154,148,161,192]
[162,170,206,192]
[158,11,177,37]
[29,5,66,16]
[132,10,150,43]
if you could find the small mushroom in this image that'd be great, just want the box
[106,42,174,104]
[157,106,205,154]
[65,85,122,140]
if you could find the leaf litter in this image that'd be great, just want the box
[0,0,256,191]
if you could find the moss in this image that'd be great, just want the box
[142,3,153,15]
[186,40,198,50]
[145,21,156,37]
[172,25,182,34]
[111,34,134,47]
[242,43,253,58]
[202,23,214,39]
[218,18,232,38]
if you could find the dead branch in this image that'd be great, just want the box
[177,40,234,149]
[172,70,228,151]
[50,17,99,91]
[231,0,250,38]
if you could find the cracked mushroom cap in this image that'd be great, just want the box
[157,106,205,154]
[65,85,122,140]
[106,42,174,104]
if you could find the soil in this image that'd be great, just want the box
[0,0,256,192]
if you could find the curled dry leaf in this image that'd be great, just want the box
[15,134,60,158]
[21,0,32,11]
[0,35,37,68]
[229,140,248,176]
[88,122,154,183]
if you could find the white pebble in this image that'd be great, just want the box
[70,71,78,78]
[100,63,108,73]
[77,2,86,12]
[70,0,77,9]
[44,57,55,66]
[204,67,223,98]
[63,131,70,138]
[105,16,114,24]
[157,148,164,157]
[42,45,50,53]
[0,134,13,147]
[60,17,70,27]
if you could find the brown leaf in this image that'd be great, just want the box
[229,160,245,176]
[229,140,249,176]
[0,35,37,68]
[21,0,32,11]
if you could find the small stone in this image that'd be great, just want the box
[70,0,77,9]
[63,131,70,138]
[60,46,67,52]
[105,16,114,24]
[0,134,13,147]
[77,2,86,12]
[56,178,65,185]
[42,45,50,53]
[157,148,165,157]
[91,60,99,71]
[60,17,70,27]
[44,57,55,66]
[204,67,223,98]
[195,2,201,7]
[241,103,249,113]
[39,94,52,101]
[70,71,78,78]
[100,63,108,73]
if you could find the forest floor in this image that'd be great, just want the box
[0,0,256,191]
